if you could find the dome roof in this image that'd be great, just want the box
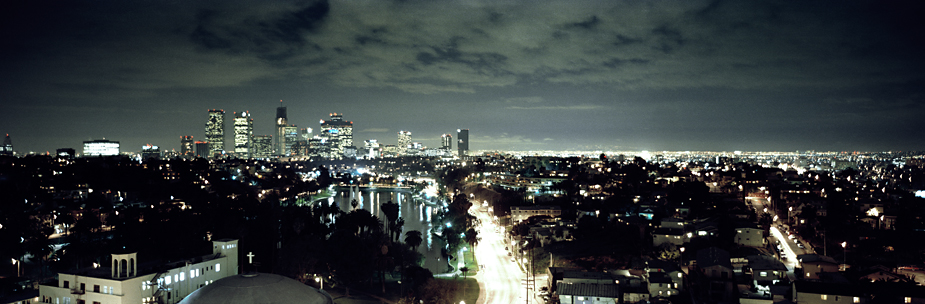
[179,273,333,304]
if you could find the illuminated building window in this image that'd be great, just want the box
[216,263,221,272]
[821,295,827,300]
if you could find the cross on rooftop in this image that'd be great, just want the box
[247,252,255,264]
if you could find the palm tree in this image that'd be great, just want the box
[405,230,423,252]
[381,201,399,241]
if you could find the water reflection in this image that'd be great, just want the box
[329,187,449,273]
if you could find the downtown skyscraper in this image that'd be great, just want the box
[457,129,469,157]
[180,136,194,156]
[252,135,273,158]
[398,130,412,155]
[234,111,254,158]
[276,102,287,156]
[319,113,353,159]
[205,109,224,157]
[441,133,452,151]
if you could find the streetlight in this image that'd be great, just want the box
[841,242,847,268]
[679,247,686,268]
[315,275,323,290]
[12,259,19,277]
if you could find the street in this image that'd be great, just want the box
[473,207,529,304]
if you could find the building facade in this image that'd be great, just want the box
[1,134,13,156]
[194,141,209,158]
[140,145,160,160]
[39,239,239,304]
[319,113,353,159]
[276,104,287,156]
[364,139,380,159]
[180,136,194,157]
[457,129,469,157]
[441,133,452,151]
[83,140,120,156]
[284,125,299,156]
[510,206,562,223]
[205,110,224,157]
[397,131,411,155]
[233,111,253,158]
[251,135,273,158]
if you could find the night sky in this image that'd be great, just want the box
[2,0,924,154]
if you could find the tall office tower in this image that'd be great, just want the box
[457,129,469,157]
[307,137,324,158]
[194,141,210,158]
[397,131,412,155]
[180,136,194,156]
[0,134,12,156]
[252,135,273,158]
[319,113,353,159]
[83,139,120,156]
[284,125,299,156]
[441,133,452,151]
[364,139,380,159]
[205,109,225,157]
[276,102,287,156]
[300,127,312,140]
[233,111,254,158]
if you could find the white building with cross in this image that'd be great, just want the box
[38,239,239,304]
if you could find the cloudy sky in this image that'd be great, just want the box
[2,0,924,154]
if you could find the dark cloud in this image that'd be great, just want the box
[189,1,329,61]
[1,0,924,153]
[570,15,600,29]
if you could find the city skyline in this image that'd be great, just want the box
[2,1,924,153]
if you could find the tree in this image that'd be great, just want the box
[464,227,479,249]
[657,243,681,260]
[382,200,400,241]
[405,230,423,251]
[326,230,376,297]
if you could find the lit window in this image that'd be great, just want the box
[906,297,912,303]
[180,273,185,281]
[821,295,827,300]
[190,270,195,278]
[174,274,178,282]
[853,297,859,303]
[215,263,220,272]
[166,276,172,285]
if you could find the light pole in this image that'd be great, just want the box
[315,275,323,290]
[11,259,19,277]
[841,242,847,269]
[788,206,793,227]
[679,247,685,269]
